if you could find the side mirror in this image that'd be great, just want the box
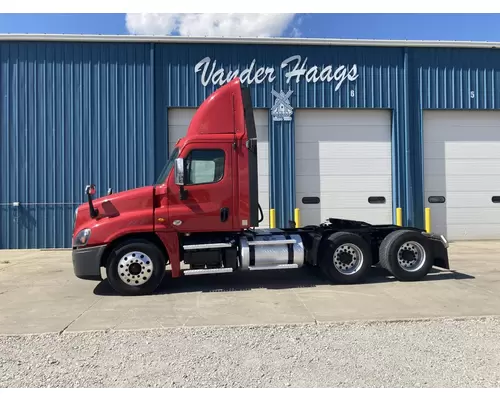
[174,158,188,200]
[85,184,96,196]
[174,158,185,186]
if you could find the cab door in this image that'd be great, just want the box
[167,143,235,233]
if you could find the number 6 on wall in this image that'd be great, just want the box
[350,89,355,97]
[471,90,475,99]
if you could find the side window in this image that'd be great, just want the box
[185,149,225,185]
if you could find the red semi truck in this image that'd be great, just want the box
[72,77,450,296]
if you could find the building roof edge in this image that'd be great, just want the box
[1,33,499,49]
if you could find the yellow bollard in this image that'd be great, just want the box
[396,208,403,227]
[294,208,300,228]
[425,207,431,233]
[269,209,276,229]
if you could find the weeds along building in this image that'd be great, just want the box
[1,34,500,248]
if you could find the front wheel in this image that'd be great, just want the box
[319,232,373,284]
[106,239,166,296]
[378,230,433,281]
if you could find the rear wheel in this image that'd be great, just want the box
[379,230,433,281]
[319,232,372,284]
[106,239,166,296]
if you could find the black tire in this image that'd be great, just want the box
[319,232,372,284]
[379,229,433,281]
[106,239,166,296]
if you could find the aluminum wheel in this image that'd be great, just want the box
[117,251,154,286]
[333,243,364,275]
[397,241,426,272]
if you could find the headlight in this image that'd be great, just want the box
[73,228,91,248]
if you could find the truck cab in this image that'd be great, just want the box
[72,77,450,296]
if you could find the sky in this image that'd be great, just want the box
[0,13,499,41]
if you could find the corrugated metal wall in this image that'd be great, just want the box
[3,40,500,248]
[0,42,155,248]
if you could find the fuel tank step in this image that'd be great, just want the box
[247,264,299,271]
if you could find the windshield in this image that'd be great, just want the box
[155,146,180,185]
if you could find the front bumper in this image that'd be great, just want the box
[72,245,106,281]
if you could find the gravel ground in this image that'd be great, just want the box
[1,317,500,388]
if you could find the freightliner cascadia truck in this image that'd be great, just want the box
[72,77,450,296]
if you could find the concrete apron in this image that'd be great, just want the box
[0,241,499,335]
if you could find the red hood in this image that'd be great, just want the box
[74,185,155,233]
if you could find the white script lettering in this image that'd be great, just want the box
[280,55,359,91]
[195,55,359,91]
[194,57,277,87]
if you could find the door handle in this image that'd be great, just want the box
[220,207,229,222]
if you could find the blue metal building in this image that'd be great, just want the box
[1,34,500,248]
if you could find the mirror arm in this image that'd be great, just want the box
[85,184,99,219]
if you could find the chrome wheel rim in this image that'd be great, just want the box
[333,243,364,275]
[397,241,426,272]
[118,251,154,286]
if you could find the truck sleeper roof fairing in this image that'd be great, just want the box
[185,77,249,138]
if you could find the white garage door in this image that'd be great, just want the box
[168,108,270,228]
[423,111,500,241]
[295,109,393,226]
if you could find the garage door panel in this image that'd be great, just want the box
[295,126,390,143]
[424,159,500,176]
[296,142,390,160]
[257,150,269,162]
[297,191,392,209]
[296,158,391,176]
[425,191,500,208]
[168,109,197,125]
[296,175,391,192]
[424,142,500,159]
[430,220,500,242]
[257,194,269,208]
[424,175,500,192]
[301,208,392,226]
[295,109,390,127]
[444,208,500,225]
[253,109,269,126]
[424,110,500,122]
[439,224,500,241]
[258,178,269,194]
[424,128,500,142]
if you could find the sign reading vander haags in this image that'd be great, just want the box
[194,55,359,91]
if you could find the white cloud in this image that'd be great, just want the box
[125,13,297,37]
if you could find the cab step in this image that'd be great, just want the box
[183,267,234,276]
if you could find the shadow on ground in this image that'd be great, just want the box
[93,266,475,297]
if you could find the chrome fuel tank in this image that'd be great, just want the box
[238,232,305,270]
